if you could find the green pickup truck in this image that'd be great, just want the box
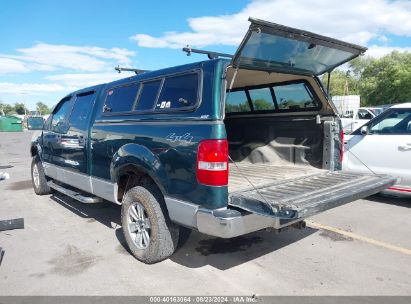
[30,18,395,263]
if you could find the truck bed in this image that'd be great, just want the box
[228,162,396,220]
[228,162,322,193]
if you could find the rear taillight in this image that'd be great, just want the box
[196,139,228,186]
[340,130,344,162]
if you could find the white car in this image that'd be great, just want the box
[343,103,411,197]
[340,107,383,134]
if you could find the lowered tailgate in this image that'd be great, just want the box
[229,170,396,223]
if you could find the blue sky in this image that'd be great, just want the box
[0,0,410,110]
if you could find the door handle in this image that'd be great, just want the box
[398,143,411,151]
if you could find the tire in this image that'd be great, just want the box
[121,182,179,264]
[31,156,51,195]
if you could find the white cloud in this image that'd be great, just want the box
[130,0,411,50]
[0,43,136,105]
[0,82,67,94]
[0,72,131,97]
[366,45,411,58]
[0,58,30,74]
[46,72,128,88]
[0,43,136,73]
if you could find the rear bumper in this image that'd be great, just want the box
[165,196,299,238]
[196,208,299,238]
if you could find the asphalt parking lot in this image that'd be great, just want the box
[0,131,410,296]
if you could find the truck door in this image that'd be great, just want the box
[62,90,96,175]
[42,89,98,192]
[42,95,74,167]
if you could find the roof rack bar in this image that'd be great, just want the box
[115,66,149,75]
[182,45,233,59]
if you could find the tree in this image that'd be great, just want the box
[253,99,274,110]
[321,51,411,106]
[355,51,411,105]
[36,102,51,115]
[0,103,15,115]
[321,70,360,97]
[14,103,28,115]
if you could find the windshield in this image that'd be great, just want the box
[27,117,44,130]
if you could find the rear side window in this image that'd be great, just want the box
[135,80,161,111]
[69,91,95,131]
[155,73,199,110]
[104,83,139,113]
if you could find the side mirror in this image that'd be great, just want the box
[360,125,368,135]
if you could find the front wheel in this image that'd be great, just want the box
[31,156,51,195]
[121,183,179,264]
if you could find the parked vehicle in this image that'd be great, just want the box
[30,18,395,263]
[340,107,383,134]
[27,116,45,130]
[0,115,23,132]
[343,103,411,197]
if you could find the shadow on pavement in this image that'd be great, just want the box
[0,165,13,169]
[170,227,316,270]
[367,194,411,208]
[50,192,121,228]
[50,192,317,270]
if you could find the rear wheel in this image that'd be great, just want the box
[121,183,179,264]
[31,156,51,195]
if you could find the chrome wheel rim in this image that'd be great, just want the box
[127,202,151,249]
[32,164,40,188]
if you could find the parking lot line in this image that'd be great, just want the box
[307,221,411,256]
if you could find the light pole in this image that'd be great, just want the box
[19,92,27,116]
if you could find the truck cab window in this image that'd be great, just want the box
[226,81,319,114]
[69,91,95,131]
[249,87,275,110]
[225,90,250,112]
[51,96,73,133]
[274,83,318,110]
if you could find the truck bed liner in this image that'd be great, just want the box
[229,162,321,193]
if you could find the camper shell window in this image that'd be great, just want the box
[226,80,321,114]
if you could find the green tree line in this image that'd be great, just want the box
[322,51,411,106]
[0,101,51,116]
